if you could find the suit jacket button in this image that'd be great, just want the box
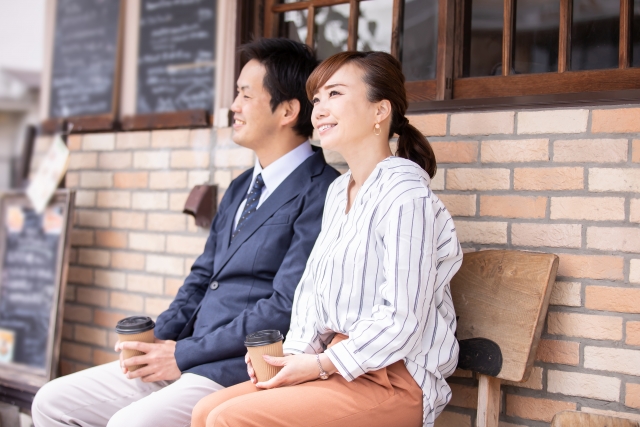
[210,281,219,290]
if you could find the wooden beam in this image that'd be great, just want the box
[620,0,632,68]
[502,0,515,76]
[306,6,315,48]
[477,375,501,427]
[264,0,277,37]
[452,67,640,99]
[435,0,455,99]
[405,80,437,103]
[121,110,211,131]
[272,0,350,13]
[347,0,358,51]
[390,0,403,58]
[558,0,572,73]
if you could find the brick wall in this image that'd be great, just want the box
[31,104,639,426]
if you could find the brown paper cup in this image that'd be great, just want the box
[247,340,284,382]
[118,329,155,372]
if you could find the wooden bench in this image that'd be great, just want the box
[552,411,640,426]
[450,250,559,427]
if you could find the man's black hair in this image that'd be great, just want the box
[239,38,318,139]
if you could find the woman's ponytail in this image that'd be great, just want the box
[394,116,437,179]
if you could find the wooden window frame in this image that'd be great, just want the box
[265,0,640,111]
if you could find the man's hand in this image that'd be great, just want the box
[115,338,181,383]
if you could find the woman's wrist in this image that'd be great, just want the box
[318,353,339,376]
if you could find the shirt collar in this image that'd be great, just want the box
[250,140,314,194]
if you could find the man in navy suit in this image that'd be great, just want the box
[32,38,339,427]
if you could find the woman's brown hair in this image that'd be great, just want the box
[306,51,437,178]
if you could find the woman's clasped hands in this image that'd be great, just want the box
[245,351,338,389]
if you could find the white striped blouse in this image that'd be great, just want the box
[283,156,463,426]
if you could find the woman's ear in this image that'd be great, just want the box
[375,100,392,124]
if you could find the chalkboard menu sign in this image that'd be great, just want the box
[49,0,123,119]
[0,191,74,392]
[137,0,216,114]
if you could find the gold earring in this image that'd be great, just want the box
[374,123,381,136]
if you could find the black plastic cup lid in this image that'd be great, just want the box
[116,316,155,334]
[245,330,284,347]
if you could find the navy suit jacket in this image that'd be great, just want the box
[154,147,339,387]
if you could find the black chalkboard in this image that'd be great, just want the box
[49,0,123,119]
[136,0,216,114]
[0,191,74,392]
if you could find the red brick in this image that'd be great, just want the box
[592,108,640,133]
[547,370,620,401]
[111,211,146,230]
[626,383,640,409]
[68,153,97,170]
[512,223,581,248]
[188,170,211,188]
[551,197,625,221]
[94,309,128,328]
[76,210,110,228]
[627,321,640,346]
[633,140,640,163]
[536,339,579,366]
[110,292,144,312]
[514,167,583,190]
[454,221,508,244]
[68,266,93,285]
[94,270,126,289]
[61,342,93,364]
[407,114,447,136]
[77,286,109,307]
[147,213,186,232]
[550,281,582,307]
[129,232,166,252]
[95,230,128,249]
[82,133,115,151]
[114,172,148,189]
[589,168,640,193]
[480,195,546,219]
[75,324,107,346]
[165,278,183,296]
[506,395,576,423]
[438,195,476,217]
[116,131,150,149]
[631,199,640,223]
[557,254,624,280]
[63,304,93,323]
[127,274,164,294]
[149,171,188,189]
[145,297,173,316]
[133,151,169,169]
[553,139,628,163]
[131,192,168,210]
[111,251,145,271]
[146,254,184,276]
[189,128,211,147]
[547,312,622,340]
[446,168,510,191]
[151,129,190,148]
[585,286,640,314]
[451,111,514,135]
[71,229,94,246]
[98,152,132,169]
[481,139,549,163]
[78,249,110,267]
[431,142,478,163]
[166,235,208,255]
[587,227,640,253]
[93,349,119,365]
[584,346,640,376]
[518,109,588,134]
[171,150,210,168]
[80,172,113,188]
[503,366,543,390]
[448,383,477,409]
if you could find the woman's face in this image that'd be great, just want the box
[311,63,379,153]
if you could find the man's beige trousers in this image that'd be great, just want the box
[31,361,224,427]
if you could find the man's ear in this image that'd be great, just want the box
[280,99,301,127]
[375,100,392,124]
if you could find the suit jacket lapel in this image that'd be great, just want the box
[212,148,326,278]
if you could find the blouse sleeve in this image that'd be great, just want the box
[324,197,439,380]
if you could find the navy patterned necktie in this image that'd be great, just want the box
[232,173,265,241]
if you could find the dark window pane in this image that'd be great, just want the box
[357,0,393,53]
[402,0,438,81]
[468,0,503,77]
[571,0,619,71]
[314,5,350,60]
[513,0,559,74]
[280,9,308,45]
[633,0,640,67]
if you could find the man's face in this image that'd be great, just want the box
[231,59,279,150]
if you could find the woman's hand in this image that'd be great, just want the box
[245,352,257,384]
[255,353,337,389]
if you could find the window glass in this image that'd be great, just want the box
[357,0,394,53]
[513,0,559,74]
[314,4,350,60]
[633,0,640,67]
[281,9,308,45]
[402,0,438,81]
[571,0,619,71]
[468,0,503,77]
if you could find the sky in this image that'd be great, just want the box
[0,0,46,71]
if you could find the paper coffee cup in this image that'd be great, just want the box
[245,330,284,382]
[116,316,155,372]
